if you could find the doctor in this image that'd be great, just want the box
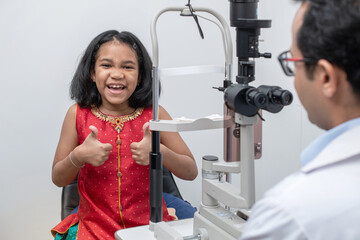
[240,0,360,239]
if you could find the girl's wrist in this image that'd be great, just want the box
[69,148,85,168]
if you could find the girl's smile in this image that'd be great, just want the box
[107,84,126,94]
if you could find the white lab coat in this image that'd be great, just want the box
[240,125,360,240]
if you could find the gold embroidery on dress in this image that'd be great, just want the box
[91,106,144,133]
[90,105,145,228]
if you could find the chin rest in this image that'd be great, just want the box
[61,166,183,220]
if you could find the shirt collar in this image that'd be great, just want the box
[301,117,360,167]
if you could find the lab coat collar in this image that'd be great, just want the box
[302,125,360,173]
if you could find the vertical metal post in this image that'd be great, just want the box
[238,116,256,208]
[150,66,163,223]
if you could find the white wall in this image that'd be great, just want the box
[0,0,324,239]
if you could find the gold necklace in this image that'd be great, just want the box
[91,105,144,133]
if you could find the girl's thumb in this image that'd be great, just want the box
[88,125,98,139]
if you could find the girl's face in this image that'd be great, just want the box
[91,40,139,114]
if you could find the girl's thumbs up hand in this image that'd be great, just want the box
[74,125,113,167]
[130,122,151,166]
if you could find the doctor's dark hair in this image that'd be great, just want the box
[293,0,360,95]
[70,30,157,108]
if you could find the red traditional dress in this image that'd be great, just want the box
[52,105,173,239]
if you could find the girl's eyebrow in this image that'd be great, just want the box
[98,58,112,62]
[122,60,137,65]
[98,58,137,65]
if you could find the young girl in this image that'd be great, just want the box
[51,30,198,239]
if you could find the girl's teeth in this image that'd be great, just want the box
[109,85,124,89]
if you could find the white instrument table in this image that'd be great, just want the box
[115,218,194,240]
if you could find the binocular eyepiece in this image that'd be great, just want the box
[224,84,293,117]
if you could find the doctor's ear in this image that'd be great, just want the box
[317,59,338,98]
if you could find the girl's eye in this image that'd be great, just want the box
[123,66,134,69]
[101,64,111,68]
